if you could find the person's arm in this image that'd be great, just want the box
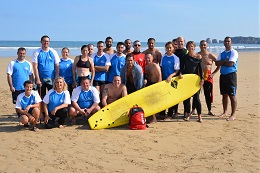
[43,102,51,124]
[89,58,95,85]
[32,62,41,86]
[85,102,99,115]
[157,51,162,65]
[51,103,68,116]
[72,56,79,88]
[101,85,109,107]
[55,63,60,78]
[122,85,127,96]
[95,65,109,72]
[166,70,179,83]
[7,74,15,92]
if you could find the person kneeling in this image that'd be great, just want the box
[69,77,100,125]
[16,80,41,132]
[43,77,71,129]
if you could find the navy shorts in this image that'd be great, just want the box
[220,72,237,96]
[93,80,107,87]
[18,108,33,118]
[12,90,24,104]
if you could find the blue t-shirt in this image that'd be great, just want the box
[43,89,71,113]
[71,86,100,109]
[6,60,33,90]
[92,52,110,82]
[108,53,126,82]
[217,49,238,75]
[15,90,42,110]
[59,58,73,84]
[32,48,60,79]
[160,54,180,80]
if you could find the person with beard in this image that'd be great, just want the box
[142,38,162,65]
[132,40,146,74]
[6,47,34,124]
[123,39,133,55]
[107,42,126,83]
[120,54,143,94]
[104,36,116,55]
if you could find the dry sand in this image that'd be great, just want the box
[0,52,259,173]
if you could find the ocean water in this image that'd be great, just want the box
[0,40,260,57]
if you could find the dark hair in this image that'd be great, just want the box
[172,38,177,42]
[126,53,134,60]
[97,41,104,46]
[80,76,91,84]
[200,40,207,44]
[87,44,94,48]
[62,47,69,52]
[186,41,196,48]
[224,36,232,41]
[124,39,131,43]
[23,80,33,87]
[81,45,88,51]
[41,35,50,41]
[105,36,113,41]
[17,47,26,52]
[148,38,155,42]
[116,42,125,47]
[165,41,174,47]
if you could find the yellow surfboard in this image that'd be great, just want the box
[88,74,201,129]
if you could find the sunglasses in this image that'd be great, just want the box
[134,44,141,47]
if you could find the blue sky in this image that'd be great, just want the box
[0,0,259,42]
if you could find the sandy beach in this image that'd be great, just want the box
[0,52,259,173]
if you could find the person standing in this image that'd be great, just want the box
[88,44,95,57]
[195,40,220,115]
[142,38,162,65]
[180,41,204,123]
[144,53,162,123]
[215,37,238,121]
[104,36,116,55]
[72,45,95,87]
[120,54,143,94]
[92,41,111,94]
[107,42,126,83]
[7,47,34,105]
[160,42,180,119]
[123,39,133,55]
[59,47,74,95]
[32,35,60,98]
[132,40,146,74]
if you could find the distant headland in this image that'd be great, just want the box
[205,36,260,44]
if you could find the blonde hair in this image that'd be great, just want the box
[53,76,68,91]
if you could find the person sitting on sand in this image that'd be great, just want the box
[69,77,100,125]
[43,76,71,129]
[102,75,127,107]
[15,80,41,132]
[215,36,238,121]
[144,53,162,123]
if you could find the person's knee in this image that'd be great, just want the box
[69,107,77,117]
[20,115,29,124]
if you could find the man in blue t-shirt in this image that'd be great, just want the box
[69,77,101,125]
[107,42,126,83]
[32,35,60,98]
[216,37,238,121]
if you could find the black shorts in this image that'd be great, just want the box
[93,80,107,87]
[12,90,24,104]
[220,72,237,96]
[18,108,33,118]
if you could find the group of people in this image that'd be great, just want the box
[6,35,238,131]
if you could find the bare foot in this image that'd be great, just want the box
[163,116,172,121]
[198,115,203,123]
[148,119,157,124]
[219,113,227,118]
[59,125,65,128]
[226,116,236,121]
[208,111,215,116]
[183,116,190,121]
